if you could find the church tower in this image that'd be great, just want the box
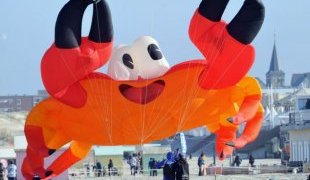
[266,41,285,88]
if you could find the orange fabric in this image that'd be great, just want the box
[46,147,81,175]
[234,106,264,148]
[215,126,237,160]
[189,10,255,89]
[26,64,262,146]
[24,125,50,156]
[24,9,263,179]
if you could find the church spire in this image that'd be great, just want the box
[268,40,280,72]
[266,35,285,88]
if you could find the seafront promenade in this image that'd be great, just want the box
[68,158,309,180]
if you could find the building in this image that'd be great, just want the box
[261,40,310,163]
[262,40,310,109]
[0,90,48,112]
[265,41,285,88]
[0,148,16,160]
[281,93,310,163]
[246,38,310,160]
[291,73,310,88]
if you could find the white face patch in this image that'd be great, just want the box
[107,36,170,80]
[107,45,139,80]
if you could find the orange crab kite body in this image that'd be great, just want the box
[23,61,263,179]
[22,0,265,179]
[27,62,262,146]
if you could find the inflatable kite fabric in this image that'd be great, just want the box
[22,0,265,179]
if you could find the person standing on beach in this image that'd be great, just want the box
[175,154,189,180]
[108,159,114,176]
[95,160,102,177]
[249,154,255,167]
[0,162,4,180]
[198,153,205,176]
[7,160,17,180]
[233,155,241,167]
[163,152,176,180]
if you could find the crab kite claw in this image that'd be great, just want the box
[189,0,265,89]
[214,76,264,160]
[41,0,113,108]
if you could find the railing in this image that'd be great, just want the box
[67,165,292,179]
[68,167,123,178]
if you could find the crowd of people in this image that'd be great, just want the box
[232,154,255,167]
[148,157,158,176]
[125,149,190,179]
[197,153,257,176]
[83,159,119,177]
[160,152,189,180]
[147,150,258,179]
[6,152,310,180]
[147,150,189,180]
[126,152,143,176]
[0,160,17,180]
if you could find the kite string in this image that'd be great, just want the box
[56,2,117,145]
[93,2,115,144]
[78,2,113,144]
[56,2,249,150]
[188,16,248,146]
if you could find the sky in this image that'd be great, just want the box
[1,0,310,95]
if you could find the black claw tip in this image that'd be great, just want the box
[32,176,41,180]
[220,151,224,159]
[93,0,102,4]
[227,117,233,123]
[45,171,53,177]
[225,141,235,147]
[48,149,56,155]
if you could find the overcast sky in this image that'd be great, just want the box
[1,0,310,95]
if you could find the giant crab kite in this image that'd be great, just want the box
[22,0,265,179]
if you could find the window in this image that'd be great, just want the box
[309,143,310,163]
[304,141,309,162]
[16,99,22,106]
[0,99,13,104]
[298,98,310,110]
[299,142,303,161]
[0,99,8,104]
[291,142,298,161]
[33,97,42,106]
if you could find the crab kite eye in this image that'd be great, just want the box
[108,45,139,80]
[122,54,134,69]
[148,44,163,60]
[129,36,170,79]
